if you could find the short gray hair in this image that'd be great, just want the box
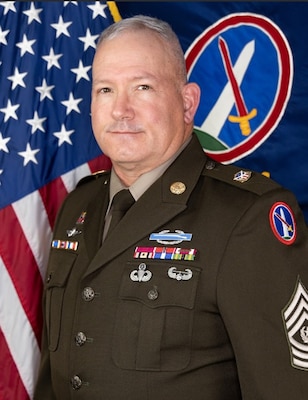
[96,15,187,84]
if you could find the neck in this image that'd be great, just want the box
[112,164,152,187]
[111,133,193,187]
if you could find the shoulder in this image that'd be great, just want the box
[76,169,110,188]
[62,169,110,203]
[202,158,281,196]
[55,169,110,220]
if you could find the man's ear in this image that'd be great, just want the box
[182,82,201,124]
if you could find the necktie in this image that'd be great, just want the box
[107,189,135,236]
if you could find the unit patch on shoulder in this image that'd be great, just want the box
[282,277,308,371]
[269,202,296,245]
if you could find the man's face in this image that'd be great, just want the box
[91,30,199,175]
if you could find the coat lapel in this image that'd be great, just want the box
[83,134,207,277]
[82,176,110,260]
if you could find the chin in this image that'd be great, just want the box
[112,152,141,163]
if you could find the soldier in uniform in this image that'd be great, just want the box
[34,15,308,399]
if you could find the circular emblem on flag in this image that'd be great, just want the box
[269,202,296,245]
[186,13,293,163]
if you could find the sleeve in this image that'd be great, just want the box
[217,187,308,399]
[33,289,57,400]
[33,197,70,400]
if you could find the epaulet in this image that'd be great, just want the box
[202,158,281,196]
[76,169,110,187]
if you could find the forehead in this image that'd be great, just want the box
[93,31,173,76]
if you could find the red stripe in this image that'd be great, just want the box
[0,206,43,343]
[0,329,29,400]
[40,155,111,229]
[88,154,112,173]
[218,37,248,116]
[39,177,68,229]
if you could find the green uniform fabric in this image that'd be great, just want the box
[34,134,308,399]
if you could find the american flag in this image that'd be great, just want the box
[0,2,118,399]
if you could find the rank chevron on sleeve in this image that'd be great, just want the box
[282,277,308,370]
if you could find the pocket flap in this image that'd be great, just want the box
[46,249,77,288]
[119,261,201,309]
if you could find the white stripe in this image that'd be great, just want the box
[284,280,308,320]
[13,191,52,279]
[61,162,92,193]
[0,258,40,399]
[200,40,255,138]
[289,333,308,353]
[286,300,308,330]
[291,345,308,360]
[293,357,308,370]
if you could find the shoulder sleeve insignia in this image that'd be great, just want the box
[282,277,308,370]
[269,202,296,245]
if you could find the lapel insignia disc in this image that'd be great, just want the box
[282,277,308,370]
[170,181,186,194]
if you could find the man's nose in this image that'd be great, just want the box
[111,92,134,120]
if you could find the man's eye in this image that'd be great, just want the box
[100,87,111,93]
[138,84,150,91]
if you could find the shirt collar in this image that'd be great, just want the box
[109,135,192,202]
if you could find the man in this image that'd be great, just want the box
[34,15,308,399]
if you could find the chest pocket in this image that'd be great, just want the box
[45,249,77,351]
[112,261,201,372]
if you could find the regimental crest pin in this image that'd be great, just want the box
[233,170,252,183]
[76,211,87,224]
[282,277,308,371]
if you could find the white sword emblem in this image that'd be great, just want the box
[200,40,255,139]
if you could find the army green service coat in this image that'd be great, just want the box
[34,134,308,399]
